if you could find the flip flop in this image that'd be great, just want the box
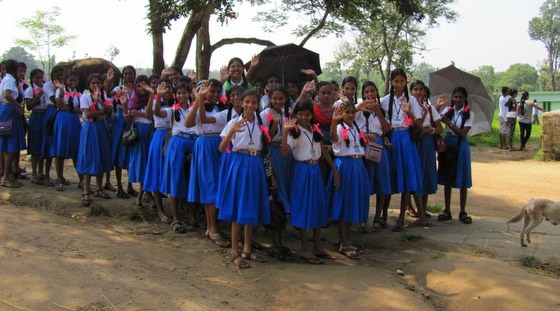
[81,193,90,207]
[170,220,186,234]
[103,182,117,192]
[116,190,130,199]
[1,179,23,188]
[231,253,250,269]
[56,183,64,191]
[339,245,361,260]
[242,252,265,263]
[95,190,111,199]
[208,233,232,248]
[299,254,324,265]
[313,249,335,260]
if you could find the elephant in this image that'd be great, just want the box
[55,58,121,93]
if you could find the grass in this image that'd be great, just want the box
[128,207,157,222]
[88,205,111,217]
[426,203,443,214]
[403,233,424,242]
[520,255,560,277]
[468,116,542,149]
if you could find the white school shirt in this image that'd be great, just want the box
[55,88,81,110]
[441,106,475,135]
[24,86,47,111]
[195,105,226,135]
[220,113,263,152]
[0,74,18,105]
[217,107,241,123]
[260,107,286,143]
[42,81,58,106]
[380,94,423,127]
[80,93,110,121]
[152,101,172,129]
[133,105,153,124]
[332,122,365,157]
[171,106,197,135]
[421,102,442,128]
[112,85,133,111]
[498,95,508,120]
[287,125,322,161]
[221,78,245,97]
[356,111,384,136]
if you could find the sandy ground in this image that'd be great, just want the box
[1,142,559,311]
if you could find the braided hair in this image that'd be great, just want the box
[444,86,470,129]
[361,80,383,119]
[341,76,359,106]
[338,102,367,148]
[267,85,291,128]
[173,81,192,122]
[226,85,245,122]
[239,89,270,150]
[387,68,410,124]
[519,91,529,116]
[289,98,323,142]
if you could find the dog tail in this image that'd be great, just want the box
[506,207,525,231]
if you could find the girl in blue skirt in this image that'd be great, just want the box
[110,65,137,198]
[437,86,474,224]
[24,68,47,184]
[380,68,429,231]
[187,79,231,248]
[77,74,114,206]
[356,81,392,232]
[143,79,174,225]
[281,99,336,264]
[328,102,370,260]
[217,89,270,269]
[260,85,293,214]
[161,82,198,232]
[51,72,82,191]
[0,59,25,188]
[125,75,155,207]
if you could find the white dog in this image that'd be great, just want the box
[506,198,560,247]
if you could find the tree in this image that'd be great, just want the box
[528,0,560,91]
[470,65,497,95]
[14,7,76,75]
[105,45,121,62]
[497,63,539,91]
[410,62,438,84]
[331,0,456,93]
[1,46,41,71]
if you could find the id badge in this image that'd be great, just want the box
[248,141,255,151]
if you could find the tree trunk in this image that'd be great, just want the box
[152,31,165,75]
[171,7,213,70]
[196,12,212,80]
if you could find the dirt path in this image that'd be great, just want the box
[1,143,559,311]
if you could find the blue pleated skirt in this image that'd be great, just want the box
[160,135,196,198]
[76,120,112,175]
[27,110,44,156]
[364,136,392,195]
[0,104,26,152]
[188,136,221,204]
[50,110,81,159]
[269,145,294,213]
[389,130,422,194]
[143,128,168,192]
[111,110,129,168]
[438,135,472,189]
[40,106,57,158]
[216,152,270,225]
[127,123,153,183]
[290,161,328,229]
[327,157,370,223]
[416,134,438,195]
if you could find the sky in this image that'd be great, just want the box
[0,0,548,73]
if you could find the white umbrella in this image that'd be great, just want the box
[428,65,495,136]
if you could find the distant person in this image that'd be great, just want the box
[517,91,545,151]
[505,88,518,151]
[498,86,509,149]
[532,102,541,125]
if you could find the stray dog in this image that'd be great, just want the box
[506,199,560,247]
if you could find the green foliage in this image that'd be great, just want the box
[426,203,443,214]
[1,46,40,71]
[411,62,439,84]
[403,233,423,241]
[497,63,539,91]
[468,114,542,151]
[529,0,560,91]
[128,208,157,222]
[14,7,76,75]
[470,65,497,95]
[88,205,111,217]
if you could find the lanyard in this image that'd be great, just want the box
[453,110,462,126]
[302,127,317,158]
[245,117,256,144]
[347,124,358,145]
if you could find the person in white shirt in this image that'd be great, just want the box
[498,86,510,149]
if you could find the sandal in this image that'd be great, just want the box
[103,182,117,192]
[313,249,335,260]
[437,210,453,221]
[231,253,250,269]
[61,178,71,186]
[1,179,23,188]
[407,219,431,228]
[170,220,186,234]
[359,222,368,233]
[116,190,130,199]
[127,188,138,197]
[94,190,111,199]
[380,218,388,229]
[241,252,265,263]
[372,220,382,233]
[44,179,54,187]
[392,219,405,232]
[339,245,361,260]
[31,175,44,185]
[81,193,90,207]
[299,254,324,265]
[56,183,64,191]
[267,247,292,262]
[406,209,419,218]
[208,233,232,248]
[459,212,473,224]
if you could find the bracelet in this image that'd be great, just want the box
[431,128,435,134]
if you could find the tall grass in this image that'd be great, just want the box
[468,116,542,149]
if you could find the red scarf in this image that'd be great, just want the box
[313,104,332,126]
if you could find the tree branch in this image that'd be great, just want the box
[209,37,275,53]
[298,7,331,47]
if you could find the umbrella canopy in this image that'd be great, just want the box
[429,65,495,136]
[246,43,322,85]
